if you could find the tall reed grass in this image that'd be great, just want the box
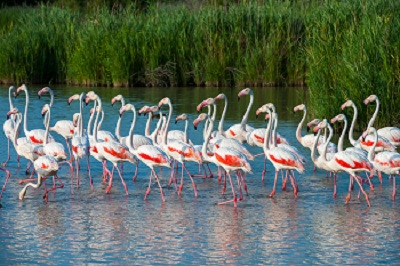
[0,1,399,127]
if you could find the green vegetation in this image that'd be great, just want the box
[0,1,399,127]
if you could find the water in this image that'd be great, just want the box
[0,85,399,264]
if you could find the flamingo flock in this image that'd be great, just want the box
[0,84,399,208]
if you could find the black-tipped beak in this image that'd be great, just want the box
[38,95,41,99]
[175,120,177,124]
[111,103,114,107]
[194,126,198,130]
[7,115,10,119]
[237,97,240,101]
[307,126,310,133]
[42,113,45,118]
[119,113,122,117]
[256,114,258,119]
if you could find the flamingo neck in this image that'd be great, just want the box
[12,114,22,147]
[263,110,273,155]
[368,128,378,162]
[144,112,152,138]
[22,88,29,138]
[97,111,104,131]
[321,123,333,162]
[8,86,15,111]
[337,118,348,152]
[203,105,211,140]
[272,113,279,147]
[127,105,137,152]
[241,91,254,130]
[44,108,51,145]
[87,107,94,137]
[78,94,84,137]
[115,115,122,141]
[218,95,227,135]
[311,129,322,164]
[162,101,172,147]
[296,107,306,144]
[48,88,54,108]
[202,117,215,162]
[349,103,358,146]
[184,119,189,144]
[367,98,380,129]
[93,100,99,143]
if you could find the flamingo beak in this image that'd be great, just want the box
[341,103,346,110]
[313,126,320,133]
[306,126,311,133]
[363,99,369,105]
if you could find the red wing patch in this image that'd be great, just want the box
[91,146,98,154]
[41,163,49,169]
[72,145,78,153]
[103,146,130,159]
[270,154,296,167]
[229,130,236,137]
[30,135,43,144]
[254,134,264,143]
[335,158,371,170]
[70,129,74,134]
[215,153,242,167]
[139,153,167,164]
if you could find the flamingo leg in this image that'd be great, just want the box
[261,156,267,181]
[144,170,153,200]
[240,171,248,195]
[25,161,32,175]
[178,163,184,195]
[365,172,374,191]
[106,166,115,194]
[17,155,20,168]
[115,165,128,195]
[392,175,397,200]
[207,163,213,178]
[345,175,353,204]
[66,139,74,163]
[1,139,11,167]
[183,163,197,198]
[217,171,237,207]
[221,171,227,195]
[43,175,64,203]
[236,172,243,201]
[86,155,93,189]
[354,175,370,207]
[218,166,222,183]
[333,173,337,198]
[378,171,383,184]
[270,171,279,198]
[132,161,139,182]
[289,173,298,198]
[152,169,165,202]
[0,168,11,199]
[282,170,288,191]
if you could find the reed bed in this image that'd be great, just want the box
[0,1,399,127]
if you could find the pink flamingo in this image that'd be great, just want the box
[120,103,170,201]
[86,92,136,195]
[18,155,62,202]
[363,127,400,200]
[314,120,373,207]
[193,113,252,207]
[364,94,400,147]
[2,86,22,166]
[293,104,323,149]
[15,84,55,145]
[257,105,304,198]
[158,97,201,197]
[38,87,76,162]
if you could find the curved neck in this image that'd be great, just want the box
[145,113,152,138]
[93,101,99,142]
[87,108,94,136]
[78,95,84,137]
[48,88,54,108]
[44,108,51,145]
[115,114,122,141]
[162,101,173,146]
[367,98,380,129]
[127,106,137,152]
[296,107,306,144]
[321,124,334,162]
[272,114,278,147]
[368,128,378,162]
[202,117,214,162]
[97,110,104,131]
[263,112,273,154]
[203,105,211,140]
[337,118,348,152]
[349,103,358,146]
[23,88,29,137]
[12,114,22,147]
[8,87,15,111]
[184,119,189,144]
[311,129,322,164]
[241,91,254,130]
[218,96,227,134]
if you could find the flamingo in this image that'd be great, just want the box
[18,155,62,202]
[306,118,337,156]
[364,94,400,146]
[70,93,93,189]
[257,105,304,198]
[158,97,201,197]
[341,99,395,152]
[14,84,55,145]
[222,88,255,143]
[314,120,373,207]
[38,86,76,162]
[86,92,136,195]
[120,103,170,201]
[363,127,400,200]
[193,113,252,207]
[294,104,323,149]
[2,85,21,166]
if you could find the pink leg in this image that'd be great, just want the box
[218,166,222,183]
[1,139,11,167]
[378,171,383,184]
[86,156,93,189]
[144,171,153,200]
[25,161,32,175]
[132,161,139,182]
[282,170,288,191]
[217,171,237,207]
[365,172,374,191]
[270,171,279,198]
[392,175,397,200]
[17,155,20,168]
[0,168,11,199]
[261,156,267,181]
[66,139,74,163]
[333,174,337,198]
[289,173,298,198]
[221,171,227,195]
[183,163,197,197]
[106,166,115,194]
[178,163,184,195]
[354,175,370,207]
[152,169,165,202]
[115,165,128,195]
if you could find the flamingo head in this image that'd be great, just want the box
[144,105,160,115]
[15,84,27,98]
[197,98,214,112]
[175,113,188,124]
[341,100,354,110]
[293,104,305,113]
[313,119,328,133]
[361,127,376,141]
[7,107,19,119]
[330,114,346,124]
[193,113,208,130]
[68,94,80,105]
[72,113,80,127]
[238,88,252,100]
[158,97,170,107]
[119,103,134,117]
[364,94,378,105]
[111,94,124,106]
[306,118,320,132]
[138,105,150,115]
[265,113,271,121]
[38,87,51,98]
[265,103,275,113]
[85,91,97,105]
[214,93,226,102]
[41,104,50,118]
[255,104,271,118]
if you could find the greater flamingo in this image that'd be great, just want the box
[120,103,170,201]
[193,113,252,207]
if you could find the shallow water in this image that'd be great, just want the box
[0,86,399,264]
